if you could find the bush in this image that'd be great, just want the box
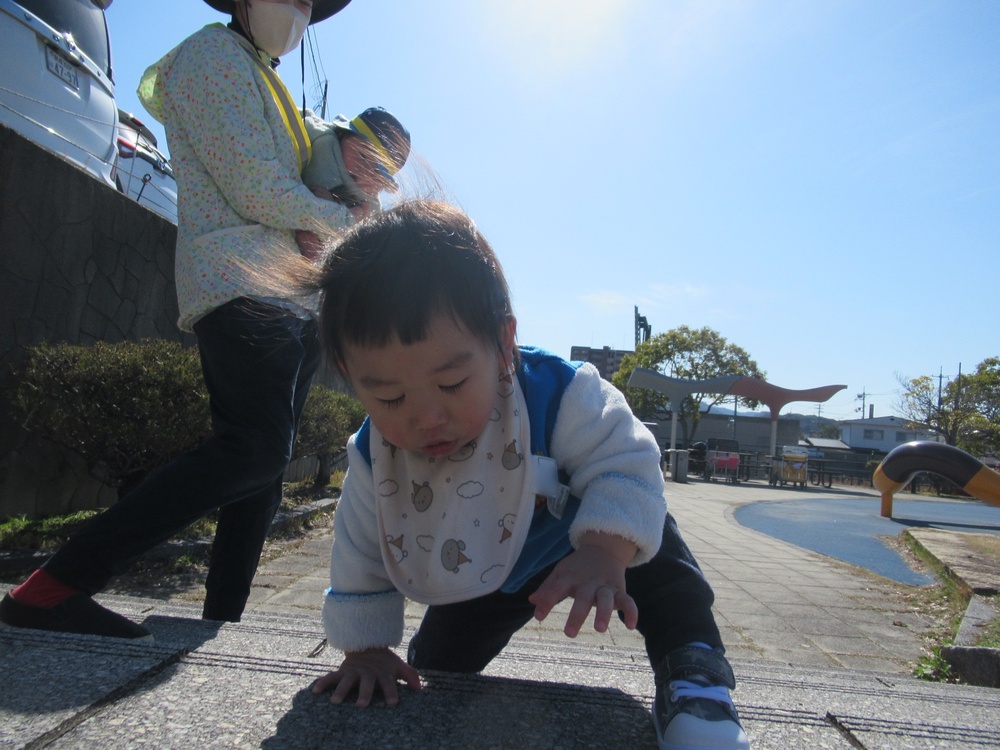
[14,340,211,497]
[14,340,366,496]
[295,385,367,485]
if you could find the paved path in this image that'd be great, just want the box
[244,480,941,675]
[6,478,1000,749]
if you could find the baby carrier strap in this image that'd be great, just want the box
[229,27,311,171]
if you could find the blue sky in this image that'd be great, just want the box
[106,0,999,422]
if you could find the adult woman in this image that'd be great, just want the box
[0,0,357,638]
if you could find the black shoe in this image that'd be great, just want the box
[653,646,750,750]
[0,592,152,640]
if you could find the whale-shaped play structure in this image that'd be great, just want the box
[625,369,845,458]
[872,441,1000,517]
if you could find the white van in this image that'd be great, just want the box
[0,0,117,188]
[116,108,178,224]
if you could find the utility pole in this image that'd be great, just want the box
[954,363,962,436]
[855,388,867,419]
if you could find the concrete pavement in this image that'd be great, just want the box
[246,480,945,674]
[3,478,1000,748]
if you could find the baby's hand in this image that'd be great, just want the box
[311,648,422,708]
[349,202,373,221]
[308,186,334,202]
[295,229,324,261]
[528,534,638,638]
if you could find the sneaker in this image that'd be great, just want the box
[0,592,152,640]
[653,646,750,750]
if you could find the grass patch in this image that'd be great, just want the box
[901,532,971,682]
[973,595,1000,649]
[913,646,955,682]
[280,472,344,508]
[0,475,343,555]
[0,510,100,551]
[0,509,219,553]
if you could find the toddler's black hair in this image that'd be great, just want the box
[317,200,515,368]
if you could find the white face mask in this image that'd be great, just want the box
[246,2,310,58]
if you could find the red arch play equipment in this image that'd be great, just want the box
[872,441,1000,517]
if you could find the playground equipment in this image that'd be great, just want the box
[770,445,809,488]
[872,441,1000,518]
[625,369,845,460]
[727,379,846,459]
[704,438,740,483]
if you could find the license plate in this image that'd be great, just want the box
[45,46,80,90]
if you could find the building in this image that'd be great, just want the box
[694,411,800,455]
[801,437,852,456]
[641,411,801,456]
[837,416,939,455]
[569,345,631,381]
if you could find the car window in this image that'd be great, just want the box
[16,0,111,77]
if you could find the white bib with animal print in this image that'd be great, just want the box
[370,371,556,605]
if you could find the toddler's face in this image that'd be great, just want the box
[341,136,393,198]
[343,315,516,458]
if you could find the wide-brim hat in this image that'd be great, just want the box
[202,0,352,25]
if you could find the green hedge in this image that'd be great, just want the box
[294,386,367,485]
[14,340,365,496]
[15,340,210,497]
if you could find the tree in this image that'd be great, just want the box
[896,373,969,446]
[818,423,841,440]
[611,326,765,445]
[896,357,1000,453]
[959,358,1000,455]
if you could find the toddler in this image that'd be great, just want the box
[306,201,751,750]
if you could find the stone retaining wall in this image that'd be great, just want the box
[0,124,191,518]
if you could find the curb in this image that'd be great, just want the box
[904,529,1000,688]
[942,595,1000,687]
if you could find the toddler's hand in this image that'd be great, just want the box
[311,648,422,708]
[528,535,639,638]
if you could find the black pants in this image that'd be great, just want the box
[43,299,320,621]
[407,513,721,673]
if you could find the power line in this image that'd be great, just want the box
[301,27,330,116]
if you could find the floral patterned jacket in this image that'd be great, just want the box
[138,23,350,330]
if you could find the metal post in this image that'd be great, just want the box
[880,492,893,518]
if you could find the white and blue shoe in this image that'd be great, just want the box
[653,645,750,750]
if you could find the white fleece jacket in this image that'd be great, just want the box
[322,361,667,652]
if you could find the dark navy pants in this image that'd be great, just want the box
[407,513,722,673]
[43,298,320,621]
